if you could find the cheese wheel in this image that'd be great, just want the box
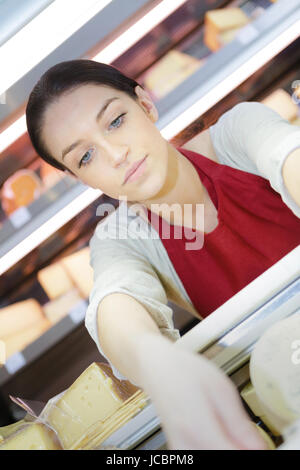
[37,262,74,299]
[261,89,299,122]
[250,313,300,434]
[0,299,45,338]
[1,169,42,216]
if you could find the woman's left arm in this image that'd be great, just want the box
[209,101,300,218]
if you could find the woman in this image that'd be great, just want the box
[26,59,300,450]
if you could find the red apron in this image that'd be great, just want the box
[145,147,300,318]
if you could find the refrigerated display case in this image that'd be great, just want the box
[0,0,299,444]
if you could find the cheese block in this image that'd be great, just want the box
[204,8,249,52]
[261,89,299,122]
[1,169,42,216]
[240,382,280,436]
[3,319,51,358]
[43,362,139,449]
[0,422,62,450]
[37,262,74,299]
[43,288,83,324]
[250,313,300,434]
[252,423,276,450]
[60,247,94,298]
[143,50,203,100]
[0,299,45,338]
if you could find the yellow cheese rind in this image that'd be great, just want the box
[45,362,139,449]
[261,89,298,122]
[0,299,45,338]
[60,247,94,298]
[250,313,300,434]
[0,423,62,450]
[37,262,74,299]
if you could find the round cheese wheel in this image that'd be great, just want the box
[1,169,42,215]
[250,312,300,434]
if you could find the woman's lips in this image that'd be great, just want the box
[122,155,148,185]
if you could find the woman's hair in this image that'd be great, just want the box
[26,59,141,171]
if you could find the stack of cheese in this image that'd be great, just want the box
[143,50,203,100]
[0,299,51,359]
[249,313,300,435]
[38,247,94,325]
[0,363,148,450]
[204,8,249,52]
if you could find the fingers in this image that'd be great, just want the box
[208,375,268,450]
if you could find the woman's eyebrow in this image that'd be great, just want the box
[61,97,120,161]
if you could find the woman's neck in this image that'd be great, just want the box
[142,143,205,210]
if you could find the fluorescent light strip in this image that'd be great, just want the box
[0,0,187,153]
[0,0,113,97]
[0,115,27,153]
[93,0,188,63]
[0,18,299,273]
[162,20,300,139]
[0,187,102,275]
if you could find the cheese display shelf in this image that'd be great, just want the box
[0,0,300,431]
[95,247,300,450]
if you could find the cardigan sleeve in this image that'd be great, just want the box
[85,205,181,381]
[209,101,300,218]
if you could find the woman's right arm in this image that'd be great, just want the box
[97,292,267,450]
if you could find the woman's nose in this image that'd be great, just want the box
[106,147,129,168]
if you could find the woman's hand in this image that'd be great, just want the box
[136,334,268,450]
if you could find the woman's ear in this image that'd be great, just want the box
[134,85,158,123]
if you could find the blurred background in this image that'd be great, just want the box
[0,0,299,425]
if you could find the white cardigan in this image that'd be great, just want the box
[85,102,300,380]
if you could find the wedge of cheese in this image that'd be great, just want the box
[252,423,276,450]
[204,8,249,51]
[0,422,62,450]
[0,299,45,338]
[241,382,280,436]
[261,89,299,122]
[250,313,300,434]
[60,247,94,299]
[43,362,139,449]
[37,262,74,299]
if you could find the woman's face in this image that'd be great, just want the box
[41,83,170,202]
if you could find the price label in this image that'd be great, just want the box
[236,24,259,45]
[69,299,88,324]
[5,351,26,374]
[9,206,31,228]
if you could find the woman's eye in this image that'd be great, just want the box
[109,113,126,129]
[78,149,94,168]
